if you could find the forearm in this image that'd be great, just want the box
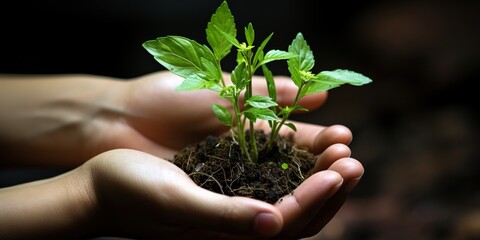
[0,165,98,239]
[0,74,126,167]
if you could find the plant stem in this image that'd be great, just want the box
[245,51,258,162]
[233,95,251,162]
[217,56,253,161]
[268,83,304,150]
[218,62,226,88]
[246,84,258,162]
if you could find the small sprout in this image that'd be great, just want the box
[239,42,254,51]
[299,70,315,81]
[143,0,372,163]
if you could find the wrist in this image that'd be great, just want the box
[79,77,131,160]
[0,74,128,167]
[63,163,101,238]
[0,164,99,239]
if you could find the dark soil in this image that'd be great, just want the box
[172,131,315,203]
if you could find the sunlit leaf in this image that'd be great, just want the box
[262,65,276,101]
[246,95,278,108]
[316,69,373,86]
[259,50,297,66]
[288,32,314,72]
[231,62,247,89]
[176,73,211,91]
[284,122,297,132]
[206,1,236,60]
[143,36,216,78]
[245,23,255,46]
[252,32,274,66]
[212,104,232,126]
[244,108,277,122]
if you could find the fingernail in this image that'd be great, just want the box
[326,178,344,198]
[344,177,362,192]
[254,213,281,237]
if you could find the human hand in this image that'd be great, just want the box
[84,71,328,161]
[0,71,326,166]
[0,70,362,238]
[85,71,362,239]
[80,124,361,239]
[0,124,360,240]
[266,123,363,239]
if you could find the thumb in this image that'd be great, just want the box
[173,182,284,238]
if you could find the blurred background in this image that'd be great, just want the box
[1,0,479,239]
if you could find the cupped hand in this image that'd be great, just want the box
[82,124,361,239]
[263,123,364,239]
[84,149,279,239]
[83,71,362,239]
[86,71,328,160]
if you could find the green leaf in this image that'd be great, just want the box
[219,86,235,99]
[252,32,274,66]
[287,32,315,72]
[284,122,297,132]
[287,32,315,87]
[288,64,303,87]
[201,58,221,82]
[208,84,223,92]
[279,105,308,116]
[143,36,216,78]
[206,1,236,60]
[291,105,309,112]
[259,50,297,66]
[214,25,241,49]
[176,73,211,91]
[298,70,372,96]
[262,65,276,102]
[231,62,247,90]
[212,104,232,126]
[236,50,246,65]
[244,108,277,122]
[245,23,255,46]
[316,69,373,86]
[300,80,341,96]
[281,162,289,170]
[246,95,278,108]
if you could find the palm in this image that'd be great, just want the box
[91,71,328,160]
[88,121,362,239]
[90,149,278,240]
[93,72,229,159]
[129,72,228,143]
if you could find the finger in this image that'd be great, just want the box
[252,123,352,155]
[93,150,281,239]
[297,158,364,237]
[327,157,364,183]
[273,170,343,239]
[168,182,284,239]
[278,123,352,154]
[305,124,352,154]
[312,143,351,172]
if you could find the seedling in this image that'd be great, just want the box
[143,1,372,163]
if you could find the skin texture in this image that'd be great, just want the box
[0,71,363,239]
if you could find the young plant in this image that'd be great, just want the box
[143,1,372,163]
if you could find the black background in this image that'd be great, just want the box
[1,1,479,239]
